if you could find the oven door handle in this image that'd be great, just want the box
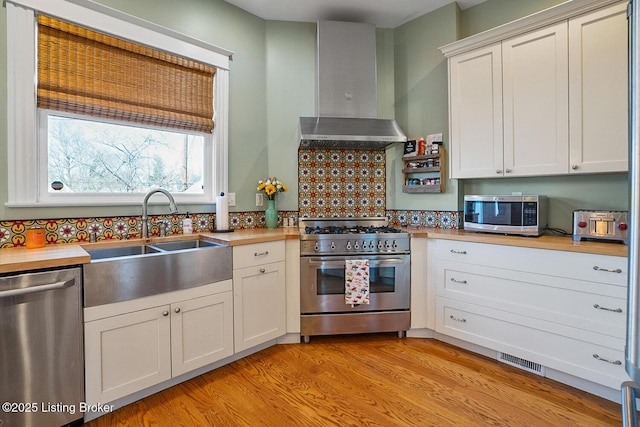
[306,258,407,267]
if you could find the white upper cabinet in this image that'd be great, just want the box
[449,44,504,178]
[502,23,569,176]
[443,1,628,179]
[568,2,628,173]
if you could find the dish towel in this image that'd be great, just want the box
[345,259,370,306]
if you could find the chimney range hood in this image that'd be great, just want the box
[299,20,406,150]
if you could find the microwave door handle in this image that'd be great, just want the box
[494,200,499,217]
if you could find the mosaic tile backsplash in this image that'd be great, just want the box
[298,148,386,218]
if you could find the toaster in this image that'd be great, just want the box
[572,210,628,243]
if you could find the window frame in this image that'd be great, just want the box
[5,0,232,207]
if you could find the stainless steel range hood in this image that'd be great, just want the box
[299,117,406,149]
[299,21,406,150]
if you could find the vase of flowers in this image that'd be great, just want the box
[257,177,287,229]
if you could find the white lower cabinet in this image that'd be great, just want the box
[429,239,629,389]
[233,241,286,352]
[84,281,233,405]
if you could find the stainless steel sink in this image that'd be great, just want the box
[83,240,232,307]
[86,245,162,260]
[149,239,221,251]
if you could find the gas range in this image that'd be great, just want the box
[299,217,410,255]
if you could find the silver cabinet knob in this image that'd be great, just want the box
[504,168,512,173]
[162,311,169,317]
[496,169,502,174]
[259,268,266,273]
[571,164,578,170]
[174,307,181,313]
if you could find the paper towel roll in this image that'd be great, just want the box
[216,194,229,230]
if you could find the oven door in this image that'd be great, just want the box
[300,255,410,314]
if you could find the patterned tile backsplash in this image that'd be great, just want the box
[0,147,461,248]
[298,148,386,218]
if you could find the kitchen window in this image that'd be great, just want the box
[5,0,232,207]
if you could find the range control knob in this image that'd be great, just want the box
[346,241,352,250]
[314,242,320,252]
[354,241,360,250]
[577,221,588,228]
[384,241,391,249]
[377,241,383,249]
[368,241,375,250]
[330,242,336,251]
[619,223,628,231]
[392,240,398,249]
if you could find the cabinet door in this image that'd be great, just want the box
[448,44,504,178]
[171,291,234,377]
[84,305,171,405]
[569,3,628,173]
[502,22,569,176]
[233,261,286,352]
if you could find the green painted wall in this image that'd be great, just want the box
[387,3,462,212]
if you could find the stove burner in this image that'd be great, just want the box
[305,225,403,235]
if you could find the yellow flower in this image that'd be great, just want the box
[281,183,288,192]
[257,182,265,191]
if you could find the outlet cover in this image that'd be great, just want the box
[228,193,236,206]
[256,193,264,207]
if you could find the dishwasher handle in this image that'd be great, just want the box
[0,279,75,299]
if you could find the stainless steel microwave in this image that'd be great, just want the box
[463,195,547,236]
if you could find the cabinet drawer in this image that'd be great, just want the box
[430,239,627,286]
[436,297,629,389]
[233,241,285,269]
[436,260,626,338]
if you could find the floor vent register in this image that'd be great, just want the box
[497,352,545,376]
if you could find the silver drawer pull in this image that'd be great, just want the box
[449,315,466,323]
[254,251,269,257]
[259,268,266,274]
[593,304,623,313]
[450,278,468,284]
[593,266,622,274]
[592,354,622,365]
[450,249,467,255]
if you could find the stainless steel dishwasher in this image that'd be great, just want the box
[0,267,84,427]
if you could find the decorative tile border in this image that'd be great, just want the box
[387,210,463,229]
[0,210,301,248]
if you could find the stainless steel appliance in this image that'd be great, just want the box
[463,195,547,236]
[299,217,411,343]
[572,210,629,243]
[623,1,640,425]
[0,267,84,427]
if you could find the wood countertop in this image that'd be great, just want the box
[0,244,90,274]
[0,226,627,274]
[405,228,628,257]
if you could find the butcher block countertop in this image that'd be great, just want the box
[408,228,628,258]
[0,227,626,274]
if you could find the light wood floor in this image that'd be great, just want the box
[85,334,626,426]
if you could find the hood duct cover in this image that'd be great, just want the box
[299,117,406,149]
[299,21,406,149]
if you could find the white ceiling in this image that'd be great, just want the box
[223,0,487,29]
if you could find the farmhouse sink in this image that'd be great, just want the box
[85,244,162,260]
[149,239,221,251]
[83,239,232,307]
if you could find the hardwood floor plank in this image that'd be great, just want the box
[85,334,627,426]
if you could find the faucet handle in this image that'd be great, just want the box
[159,221,167,237]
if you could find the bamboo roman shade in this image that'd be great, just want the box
[37,15,215,133]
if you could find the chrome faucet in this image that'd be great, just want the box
[141,188,178,239]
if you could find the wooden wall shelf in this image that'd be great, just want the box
[401,149,446,194]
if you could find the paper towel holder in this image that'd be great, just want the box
[213,192,235,233]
